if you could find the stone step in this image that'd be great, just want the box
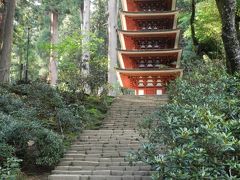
[79,135,142,138]
[59,161,146,167]
[71,143,140,147]
[52,170,153,176]
[62,157,126,162]
[65,152,133,156]
[49,95,167,180]
[73,141,140,145]
[55,166,152,171]
[68,148,139,151]
[70,144,140,148]
[61,152,129,158]
[48,174,152,180]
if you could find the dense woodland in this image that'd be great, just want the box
[0,0,240,179]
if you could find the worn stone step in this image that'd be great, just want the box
[65,152,132,157]
[79,136,142,139]
[49,95,167,180]
[62,157,126,162]
[48,174,152,180]
[67,147,139,152]
[55,166,152,171]
[59,161,146,167]
[62,152,129,158]
[52,170,153,176]
[70,144,140,148]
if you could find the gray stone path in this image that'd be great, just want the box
[48,95,168,180]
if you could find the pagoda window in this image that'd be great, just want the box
[146,59,154,68]
[137,57,146,68]
[156,79,162,87]
[146,78,154,87]
[132,56,178,69]
[135,1,171,12]
[135,19,174,31]
[135,38,175,50]
[138,79,145,87]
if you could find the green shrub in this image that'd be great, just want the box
[0,142,22,179]
[0,157,22,179]
[0,82,85,134]
[34,128,64,166]
[0,81,111,172]
[56,106,84,133]
[133,62,240,179]
[0,143,14,162]
[0,113,64,167]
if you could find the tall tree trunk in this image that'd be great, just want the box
[49,10,58,86]
[236,14,240,41]
[215,0,240,74]
[108,0,119,96]
[0,0,6,48]
[82,0,90,75]
[0,0,16,83]
[190,0,199,50]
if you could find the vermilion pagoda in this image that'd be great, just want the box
[116,0,183,95]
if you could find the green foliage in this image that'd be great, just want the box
[82,96,113,129]
[0,112,64,167]
[178,0,224,59]
[0,157,22,179]
[0,82,112,173]
[133,62,240,179]
[0,82,84,133]
[0,141,22,179]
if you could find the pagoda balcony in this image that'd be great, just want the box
[119,30,180,50]
[121,0,176,12]
[118,49,182,69]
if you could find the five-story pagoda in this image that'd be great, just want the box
[116,0,183,95]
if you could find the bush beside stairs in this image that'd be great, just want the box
[48,95,168,180]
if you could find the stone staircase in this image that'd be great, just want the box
[48,95,168,180]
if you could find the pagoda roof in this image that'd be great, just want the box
[116,68,183,75]
[118,49,182,54]
[118,29,180,36]
[120,10,179,16]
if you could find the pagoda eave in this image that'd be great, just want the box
[120,10,179,16]
[118,49,182,54]
[118,29,180,35]
[116,68,183,75]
